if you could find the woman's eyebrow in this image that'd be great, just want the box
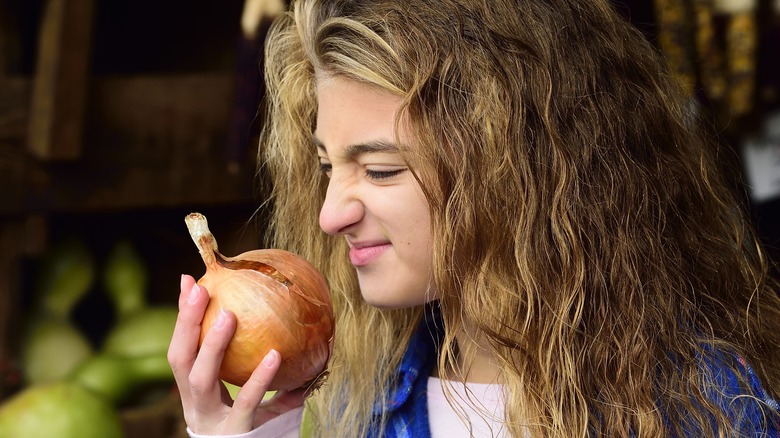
[343,140,400,159]
[312,135,401,159]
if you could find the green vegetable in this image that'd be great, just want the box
[103,239,148,319]
[102,306,178,357]
[35,238,95,318]
[0,382,123,438]
[77,305,177,407]
[21,317,93,385]
[69,353,173,406]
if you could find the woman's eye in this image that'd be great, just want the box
[318,162,332,177]
[365,169,405,180]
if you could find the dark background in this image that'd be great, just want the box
[0,0,778,417]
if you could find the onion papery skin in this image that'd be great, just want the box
[186,214,334,391]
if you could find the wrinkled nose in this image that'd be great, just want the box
[319,176,364,235]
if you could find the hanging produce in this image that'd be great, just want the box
[101,306,177,358]
[33,238,95,318]
[102,239,149,320]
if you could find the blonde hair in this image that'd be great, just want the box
[259,0,780,436]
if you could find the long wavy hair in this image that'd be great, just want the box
[258,0,780,436]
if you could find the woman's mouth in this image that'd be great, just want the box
[348,243,391,266]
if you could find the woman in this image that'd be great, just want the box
[168,0,780,436]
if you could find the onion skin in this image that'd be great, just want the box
[185,213,334,390]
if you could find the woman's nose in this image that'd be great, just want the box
[319,176,364,235]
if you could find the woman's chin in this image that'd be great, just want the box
[359,286,437,310]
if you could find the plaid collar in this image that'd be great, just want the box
[369,305,443,438]
[367,306,780,437]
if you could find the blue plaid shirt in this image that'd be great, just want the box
[369,311,780,437]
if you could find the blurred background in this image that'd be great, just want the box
[0,0,778,437]
[0,0,280,436]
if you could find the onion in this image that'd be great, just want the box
[185,213,334,390]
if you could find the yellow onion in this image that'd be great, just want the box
[185,212,334,390]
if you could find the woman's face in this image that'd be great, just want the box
[315,75,435,308]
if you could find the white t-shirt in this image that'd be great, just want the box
[187,377,507,438]
[427,376,507,437]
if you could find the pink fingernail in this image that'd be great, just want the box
[187,283,200,304]
[262,349,279,368]
[213,309,228,330]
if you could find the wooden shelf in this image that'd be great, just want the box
[0,72,257,215]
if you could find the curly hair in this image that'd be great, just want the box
[258,0,780,436]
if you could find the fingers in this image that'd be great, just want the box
[188,308,238,418]
[254,386,308,425]
[168,275,287,434]
[228,349,284,428]
[177,274,197,308]
[168,275,209,412]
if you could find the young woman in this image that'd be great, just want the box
[168,0,780,436]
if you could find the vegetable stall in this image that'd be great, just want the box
[0,0,271,436]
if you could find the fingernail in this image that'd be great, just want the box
[262,349,279,368]
[213,309,228,330]
[187,283,200,305]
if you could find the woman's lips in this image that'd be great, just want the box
[348,243,391,266]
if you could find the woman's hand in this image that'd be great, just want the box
[168,274,307,435]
